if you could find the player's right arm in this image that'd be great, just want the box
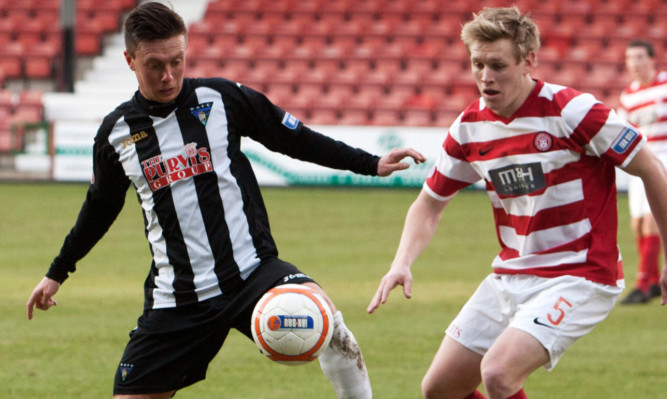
[367,189,449,313]
[26,277,61,320]
[26,118,130,320]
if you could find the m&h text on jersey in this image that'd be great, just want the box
[142,142,213,191]
[489,162,546,196]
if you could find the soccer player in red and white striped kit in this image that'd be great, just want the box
[617,39,667,304]
[368,7,667,399]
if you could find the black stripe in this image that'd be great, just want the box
[223,99,278,261]
[125,108,198,306]
[176,99,245,293]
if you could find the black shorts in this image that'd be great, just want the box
[113,258,315,396]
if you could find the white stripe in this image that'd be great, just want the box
[153,113,222,301]
[538,82,567,100]
[435,144,481,184]
[196,87,260,279]
[423,182,456,202]
[492,249,588,269]
[108,115,178,307]
[620,83,667,109]
[457,118,550,144]
[499,218,592,255]
[489,179,584,217]
[585,111,629,158]
[560,92,598,132]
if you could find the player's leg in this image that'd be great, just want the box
[113,297,235,398]
[640,214,662,296]
[421,335,483,399]
[479,327,548,399]
[303,282,372,399]
[623,177,658,303]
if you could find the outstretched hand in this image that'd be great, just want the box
[366,266,413,314]
[377,148,426,177]
[27,277,60,320]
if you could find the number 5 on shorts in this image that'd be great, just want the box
[547,296,572,326]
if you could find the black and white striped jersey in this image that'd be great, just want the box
[47,77,380,310]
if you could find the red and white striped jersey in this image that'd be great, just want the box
[618,71,667,156]
[425,80,645,286]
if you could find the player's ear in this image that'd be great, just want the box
[523,51,537,74]
[125,50,135,71]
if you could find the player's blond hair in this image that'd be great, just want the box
[461,6,540,64]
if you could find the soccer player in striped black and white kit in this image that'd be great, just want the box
[25,3,425,398]
[368,7,667,399]
[617,39,667,304]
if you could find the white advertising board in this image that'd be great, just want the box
[51,121,446,187]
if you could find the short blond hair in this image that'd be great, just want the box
[461,6,540,63]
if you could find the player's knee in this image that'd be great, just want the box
[421,376,440,399]
[421,375,458,399]
[480,364,515,399]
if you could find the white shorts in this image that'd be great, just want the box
[628,175,650,218]
[628,149,667,218]
[446,274,624,370]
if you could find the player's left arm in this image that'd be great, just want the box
[623,145,667,305]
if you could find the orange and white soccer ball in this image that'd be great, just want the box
[251,284,334,365]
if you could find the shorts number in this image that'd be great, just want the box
[547,296,572,326]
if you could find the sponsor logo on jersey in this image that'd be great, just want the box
[142,142,213,191]
[533,132,553,152]
[478,146,493,156]
[281,112,299,130]
[121,130,149,149]
[267,315,314,331]
[489,162,546,196]
[282,273,311,283]
[190,102,213,126]
[611,126,639,154]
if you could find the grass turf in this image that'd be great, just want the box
[1,183,665,398]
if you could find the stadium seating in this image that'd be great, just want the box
[1,0,666,154]
[0,0,137,153]
[181,0,666,126]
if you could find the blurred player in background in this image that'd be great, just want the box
[617,39,667,304]
[368,7,667,399]
[25,2,425,398]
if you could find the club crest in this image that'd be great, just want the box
[190,102,213,126]
[119,363,134,382]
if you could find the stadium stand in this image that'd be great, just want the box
[184,0,666,126]
[0,0,666,155]
[0,0,138,153]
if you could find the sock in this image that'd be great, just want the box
[638,235,661,291]
[318,311,372,399]
[463,390,486,399]
[506,388,527,399]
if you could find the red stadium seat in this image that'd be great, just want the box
[308,108,339,125]
[0,42,24,79]
[403,108,434,127]
[370,109,401,126]
[24,43,57,79]
[338,108,371,125]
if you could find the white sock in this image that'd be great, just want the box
[318,311,372,399]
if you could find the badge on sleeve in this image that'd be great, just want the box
[281,112,299,130]
[611,126,639,154]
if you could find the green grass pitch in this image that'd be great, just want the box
[1,183,665,398]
